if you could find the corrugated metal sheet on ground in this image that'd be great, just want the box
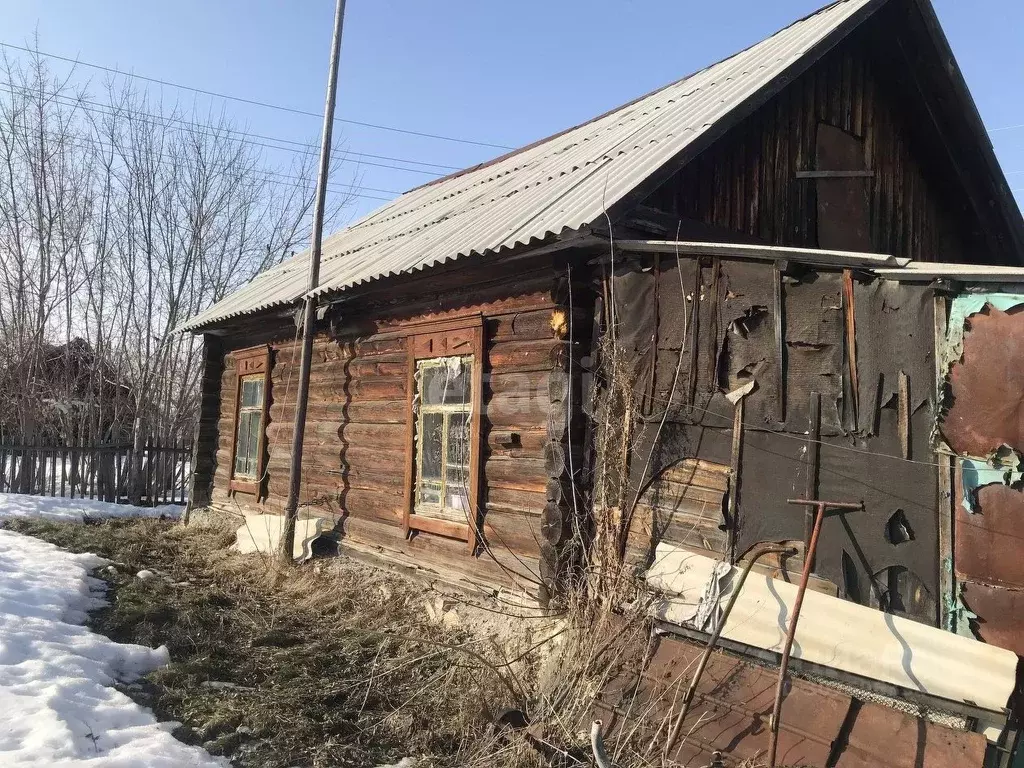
[181,0,874,331]
[595,632,989,767]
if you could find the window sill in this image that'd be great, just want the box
[230,478,260,496]
[408,514,470,542]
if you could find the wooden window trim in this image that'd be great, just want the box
[401,315,484,553]
[228,345,271,497]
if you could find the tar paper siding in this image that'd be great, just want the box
[608,253,940,625]
[207,266,585,595]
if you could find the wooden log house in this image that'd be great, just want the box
[182,0,1024,649]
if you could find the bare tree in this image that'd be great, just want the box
[0,45,351,455]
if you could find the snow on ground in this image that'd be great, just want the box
[0,492,182,523]
[0,528,226,766]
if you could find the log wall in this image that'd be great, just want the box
[209,266,587,596]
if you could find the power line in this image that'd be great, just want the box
[0,40,514,151]
[0,111,396,204]
[0,79,447,179]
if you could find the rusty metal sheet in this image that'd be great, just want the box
[943,305,1024,457]
[961,581,1024,656]
[956,483,1024,589]
[595,633,988,767]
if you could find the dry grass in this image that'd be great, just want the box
[1,513,773,768]
[2,517,518,768]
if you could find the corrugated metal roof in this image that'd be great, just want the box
[181,0,876,332]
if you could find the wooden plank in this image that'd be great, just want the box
[934,294,954,629]
[686,260,702,406]
[90,442,97,500]
[794,170,875,179]
[401,337,416,537]
[408,514,470,541]
[773,262,786,424]
[898,370,910,460]
[641,479,730,507]
[658,458,731,491]
[468,323,484,554]
[728,395,745,562]
[0,445,8,492]
[842,268,859,425]
[804,391,822,570]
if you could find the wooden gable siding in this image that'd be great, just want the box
[641,27,978,263]
[210,268,581,594]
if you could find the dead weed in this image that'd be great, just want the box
[2,517,517,768]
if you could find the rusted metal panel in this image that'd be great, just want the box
[943,305,1024,457]
[595,633,988,767]
[956,483,1024,589]
[961,581,1024,657]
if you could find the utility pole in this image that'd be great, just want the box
[280,0,347,562]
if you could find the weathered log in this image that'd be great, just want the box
[485,456,548,493]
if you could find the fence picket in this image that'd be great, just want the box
[0,440,188,508]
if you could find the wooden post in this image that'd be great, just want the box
[727,396,745,563]
[130,417,144,506]
[281,0,348,562]
[933,294,954,629]
[842,269,859,426]
[773,262,786,424]
[804,392,821,570]
[897,370,910,460]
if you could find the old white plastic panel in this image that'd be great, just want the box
[647,543,1017,716]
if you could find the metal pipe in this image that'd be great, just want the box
[662,543,797,759]
[591,720,613,768]
[803,392,820,565]
[280,0,348,561]
[768,499,862,767]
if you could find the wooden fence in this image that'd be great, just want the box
[0,439,191,506]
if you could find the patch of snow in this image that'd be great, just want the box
[0,492,183,523]
[0,528,227,766]
[375,760,417,768]
[135,570,156,581]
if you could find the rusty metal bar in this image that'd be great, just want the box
[803,393,821,568]
[663,542,798,760]
[768,498,863,768]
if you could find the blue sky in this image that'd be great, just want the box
[1,0,1022,225]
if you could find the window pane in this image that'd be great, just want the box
[234,411,261,478]
[418,480,442,507]
[417,411,443,507]
[241,378,264,408]
[445,412,471,513]
[245,411,261,473]
[234,412,251,476]
[420,357,471,406]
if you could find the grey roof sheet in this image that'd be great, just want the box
[182,0,873,332]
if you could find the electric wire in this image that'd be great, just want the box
[0,81,445,179]
[0,40,513,150]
